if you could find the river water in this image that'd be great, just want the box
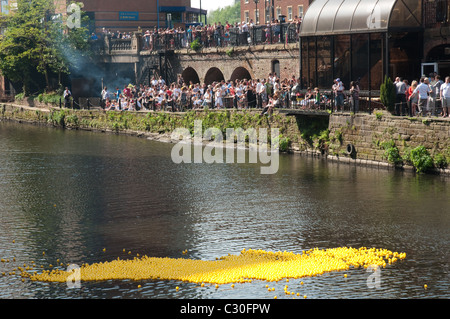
[0,121,448,299]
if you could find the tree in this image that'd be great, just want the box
[207,2,241,25]
[0,0,91,95]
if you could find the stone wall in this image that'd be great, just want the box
[327,111,450,173]
[166,43,300,84]
[2,102,449,175]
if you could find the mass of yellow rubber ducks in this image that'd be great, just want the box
[17,247,406,285]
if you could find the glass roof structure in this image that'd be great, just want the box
[300,0,422,37]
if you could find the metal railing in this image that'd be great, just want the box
[138,23,300,52]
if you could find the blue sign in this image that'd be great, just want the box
[119,12,139,21]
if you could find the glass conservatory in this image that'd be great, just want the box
[299,0,423,92]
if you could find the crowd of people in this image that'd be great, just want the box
[99,72,325,115]
[93,17,303,51]
[99,71,450,118]
[393,73,450,118]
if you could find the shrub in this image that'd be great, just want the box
[380,76,396,113]
[190,39,202,52]
[273,134,291,152]
[406,146,434,173]
[433,153,448,169]
[380,140,402,165]
[15,93,25,101]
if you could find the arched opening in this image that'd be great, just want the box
[271,60,280,78]
[230,67,252,82]
[204,67,225,86]
[181,67,200,85]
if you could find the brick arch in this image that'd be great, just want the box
[204,67,225,85]
[181,67,200,85]
[229,67,252,82]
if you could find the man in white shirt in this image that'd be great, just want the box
[413,77,431,116]
[255,79,263,108]
[439,76,450,117]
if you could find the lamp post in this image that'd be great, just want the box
[253,0,259,25]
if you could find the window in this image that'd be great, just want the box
[276,7,281,20]
[265,6,270,23]
[298,5,304,20]
[245,0,249,3]
[244,11,249,23]
[1,0,8,14]
[254,9,260,25]
[287,6,293,21]
[436,0,448,23]
[272,60,280,77]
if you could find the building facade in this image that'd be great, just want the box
[240,0,312,24]
[299,0,450,93]
[54,0,206,32]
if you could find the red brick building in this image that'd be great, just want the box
[55,0,206,32]
[240,0,312,24]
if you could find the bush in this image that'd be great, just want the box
[405,146,434,173]
[433,153,448,169]
[273,134,291,152]
[380,140,402,165]
[15,93,25,101]
[190,39,202,52]
[380,76,396,113]
[35,92,63,105]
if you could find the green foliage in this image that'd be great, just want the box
[375,111,383,120]
[273,134,291,152]
[380,76,396,113]
[15,93,26,101]
[48,109,66,127]
[190,39,202,52]
[433,153,448,169]
[226,48,234,57]
[404,146,434,173]
[207,2,241,25]
[380,140,403,165]
[36,92,63,105]
[0,0,92,95]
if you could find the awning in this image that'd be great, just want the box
[300,0,422,37]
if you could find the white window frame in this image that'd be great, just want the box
[287,6,293,21]
[298,5,304,19]
[244,10,249,23]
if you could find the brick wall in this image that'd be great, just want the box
[240,0,310,24]
[81,0,191,31]
[165,42,300,84]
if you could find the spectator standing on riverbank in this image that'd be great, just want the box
[350,81,360,113]
[395,77,407,116]
[413,77,432,116]
[63,87,72,108]
[333,78,345,111]
[408,80,419,116]
[440,76,450,117]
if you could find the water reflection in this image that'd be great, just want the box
[0,121,448,299]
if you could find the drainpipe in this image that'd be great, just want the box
[157,0,160,29]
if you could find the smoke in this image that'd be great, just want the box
[59,43,134,98]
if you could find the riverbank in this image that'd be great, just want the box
[1,103,449,176]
